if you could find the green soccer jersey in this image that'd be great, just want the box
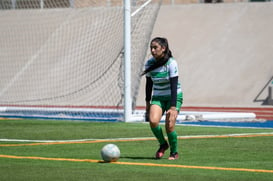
[145,57,182,99]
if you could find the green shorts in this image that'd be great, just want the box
[151,92,183,113]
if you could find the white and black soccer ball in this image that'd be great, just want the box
[101,144,120,162]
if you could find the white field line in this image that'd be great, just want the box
[179,123,273,130]
[1,132,273,143]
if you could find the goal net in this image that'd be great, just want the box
[0,0,162,121]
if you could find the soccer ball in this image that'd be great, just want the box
[101,144,120,162]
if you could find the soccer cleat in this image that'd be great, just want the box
[168,152,179,160]
[155,142,169,159]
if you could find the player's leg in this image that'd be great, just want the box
[165,111,178,160]
[149,103,169,159]
[165,93,183,160]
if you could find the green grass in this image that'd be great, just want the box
[0,119,273,181]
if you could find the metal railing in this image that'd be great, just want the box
[254,76,273,105]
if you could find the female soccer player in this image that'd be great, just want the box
[142,37,183,160]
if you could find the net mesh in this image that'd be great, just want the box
[0,0,162,121]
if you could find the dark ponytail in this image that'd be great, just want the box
[141,37,173,76]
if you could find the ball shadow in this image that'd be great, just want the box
[120,156,156,160]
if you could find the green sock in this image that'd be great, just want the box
[151,126,166,145]
[167,131,178,153]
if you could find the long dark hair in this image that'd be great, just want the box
[141,37,173,76]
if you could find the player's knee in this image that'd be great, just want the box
[149,116,160,128]
[165,119,175,133]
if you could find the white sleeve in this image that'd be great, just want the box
[169,59,179,78]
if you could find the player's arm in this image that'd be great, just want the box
[169,59,179,109]
[167,59,179,120]
[145,76,153,121]
[170,76,178,108]
[167,76,178,122]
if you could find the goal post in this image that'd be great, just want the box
[0,0,162,122]
[123,0,132,122]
